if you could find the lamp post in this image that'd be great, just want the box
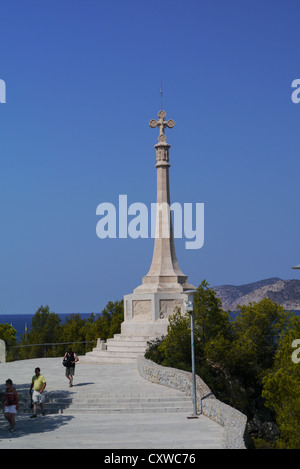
[292,265,300,269]
[183,289,198,418]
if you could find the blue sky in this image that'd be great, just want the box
[0,0,300,315]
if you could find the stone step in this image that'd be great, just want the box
[19,407,192,415]
[107,335,155,342]
[27,395,190,402]
[85,351,143,357]
[106,340,148,348]
[19,391,188,400]
[81,333,156,364]
[20,400,191,409]
[106,345,147,353]
[82,352,141,364]
[19,395,190,403]
[79,355,137,364]
[16,392,192,415]
[61,406,192,415]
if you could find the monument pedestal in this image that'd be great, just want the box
[122,291,190,338]
[81,291,191,364]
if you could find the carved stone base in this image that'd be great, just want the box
[122,292,190,337]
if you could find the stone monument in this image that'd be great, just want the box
[122,110,195,337]
[82,109,195,363]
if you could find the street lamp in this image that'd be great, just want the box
[183,289,198,418]
[292,265,300,269]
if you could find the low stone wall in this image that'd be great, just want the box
[137,356,247,449]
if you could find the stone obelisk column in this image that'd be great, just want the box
[122,110,195,337]
[134,110,193,293]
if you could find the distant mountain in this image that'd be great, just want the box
[213,277,300,311]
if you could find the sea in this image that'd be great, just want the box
[0,313,95,340]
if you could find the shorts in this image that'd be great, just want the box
[32,390,45,403]
[4,405,17,414]
[65,366,75,376]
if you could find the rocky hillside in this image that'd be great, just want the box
[213,277,300,311]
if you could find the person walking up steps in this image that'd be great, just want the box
[30,367,46,418]
[1,379,19,432]
[63,348,79,387]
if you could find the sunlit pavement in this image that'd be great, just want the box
[0,357,224,449]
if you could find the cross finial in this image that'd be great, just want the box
[149,110,175,142]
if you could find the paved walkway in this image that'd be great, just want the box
[0,357,224,449]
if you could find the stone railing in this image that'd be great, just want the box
[137,356,247,449]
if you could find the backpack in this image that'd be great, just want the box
[62,352,74,367]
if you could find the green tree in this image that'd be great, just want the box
[193,280,230,348]
[0,323,17,348]
[158,307,190,368]
[157,280,231,374]
[0,323,17,361]
[207,298,292,415]
[61,314,86,341]
[229,299,291,378]
[93,300,124,341]
[82,313,99,342]
[19,305,62,358]
[29,305,61,342]
[59,313,93,355]
[262,315,300,449]
[145,282,297,446]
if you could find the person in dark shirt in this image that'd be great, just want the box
[63,348,79,387]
